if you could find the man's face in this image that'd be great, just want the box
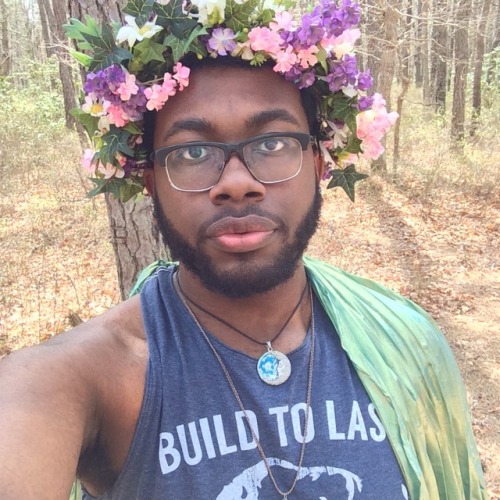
[148,65,323,298]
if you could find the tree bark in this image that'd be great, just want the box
[106,196,169,299]
[421,0,431,105]
[393,0,411,172]
[451,0,471,148]
[0,0,10,76]
[470,0,492,136]
[431,0,448,113]
[68,0,166,297]
[372,0,399,172]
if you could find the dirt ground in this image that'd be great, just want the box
[0,170,498,497]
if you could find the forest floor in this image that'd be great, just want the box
[0,149,499,496]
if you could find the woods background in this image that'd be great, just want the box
[0,0,499,496]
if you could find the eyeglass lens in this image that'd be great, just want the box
[165,136,303,191]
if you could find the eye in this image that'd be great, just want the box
[257,138,285,152]
[179,145,209,160]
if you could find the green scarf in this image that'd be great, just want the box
[131,257,487,499]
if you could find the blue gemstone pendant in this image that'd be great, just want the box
[257,342,291,385]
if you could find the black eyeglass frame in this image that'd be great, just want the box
[151,132,316,192]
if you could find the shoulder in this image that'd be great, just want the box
[0,296,148,494]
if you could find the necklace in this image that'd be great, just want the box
[174,273,315,500]
[176,278,308,385]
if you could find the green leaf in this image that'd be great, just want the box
[120,182,144,202]
[134,39,166,64]
[64,16,101,42]
[326,164,368,202]
[225,0,261,32]
[123,0,155,25]
[123,122,143,134]
[155,0,198,38]
[99,127,134,165]
[164,25,207,62]
[68,49,93,68]
[88,47,133,71]
[70,108,99,137]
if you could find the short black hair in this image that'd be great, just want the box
[143,56,321,156]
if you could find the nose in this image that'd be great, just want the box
[209,153,266,205]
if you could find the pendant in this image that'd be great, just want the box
[257,342,291,385]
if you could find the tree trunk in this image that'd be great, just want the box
[106,196,169,299]
[372,0,399,172]
[362,0,384,91]
[393,0,411,172]
[46,0,81,130]
[421,0,431,105]
[37,0,55,58]
[451,0,471,148]
[412,0,423,87]
[470,0,492,136]
[0,0,10,76]
[68,0,166,297]
[431,0,448,113]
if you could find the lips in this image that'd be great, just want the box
[206,215,278,252]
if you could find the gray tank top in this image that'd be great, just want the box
[83,265,408,499]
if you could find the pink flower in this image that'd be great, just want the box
[269,11,295,32]
[173,63,190,91]
[297,45,318,69]
[116,72,139,101]
[144,73,177,111]
[98,162,125,179]
[106,104,129,127]
[273,45,297,73]
[356,93,398,159]
[81,148,96,175]
[248,27,282,56]
[321,29,361,58]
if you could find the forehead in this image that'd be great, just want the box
[154,65,308,146]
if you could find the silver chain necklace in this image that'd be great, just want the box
[174,273,316,499]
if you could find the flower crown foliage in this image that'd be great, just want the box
[65,0,398,202]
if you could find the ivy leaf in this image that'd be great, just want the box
[155,0,198,38]
[120,181,144,202]
[123,0,155,26]
[68,49,93,68]
[70,108,99,137]
[99,127,134,165]
[134,39,166,64]
[64,16,101,50]
[81,23,116,52]
[89,47,133,71]
[327,164,368,202]
[225,0,261,32]
[164,25,207,62]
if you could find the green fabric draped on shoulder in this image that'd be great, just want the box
[131,256,487,499]
[304,256,486,500]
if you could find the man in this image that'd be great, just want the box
[0,0,486,498]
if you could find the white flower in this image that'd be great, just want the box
[116,15,163,48]
[190,0,226,25]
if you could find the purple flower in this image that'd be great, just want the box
[326,54,359,92]
[357,69,373,91]
[295,14,324,47]
[358,95,374,111]
[207,28,237,56]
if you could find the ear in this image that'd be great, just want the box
[143,167,156,197]
[313,143,326,182]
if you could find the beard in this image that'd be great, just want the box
[153,185,322,298]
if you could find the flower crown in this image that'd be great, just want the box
[65,0,398,202]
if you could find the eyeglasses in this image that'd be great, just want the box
[151,132,315,192]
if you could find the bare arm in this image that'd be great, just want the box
[0,296,146,500]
